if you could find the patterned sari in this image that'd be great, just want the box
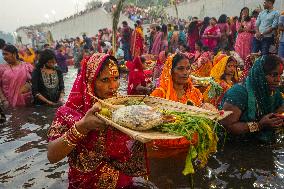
[151,54,203,149]
[48,53,148,189]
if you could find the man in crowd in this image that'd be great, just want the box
[253,0,280,55]
[121,21,132,61]
[82,33,92,50]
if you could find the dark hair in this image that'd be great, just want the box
[0,39,5,49]
[174,25,179,31]
[43,44,50,48]
[200,17,210,36]
[161,24,168,34]
[266,0,275,4]
[239,7,251,22]
[97,56,119,78]
[218,14,227,23]
[171,53,189,71]
[140,56,146,64]
[122,21,128,25]
[188,20,198,34]
[202,46,210,52]
[37,49,56,69]
[3,44,20,60]
[252,9,260,18]
[156,25,161,32]
[136,20,141,25]
[263,55,283,75]
[195,40,203,49]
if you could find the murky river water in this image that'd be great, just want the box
[1,68,284,189]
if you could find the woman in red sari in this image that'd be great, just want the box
[131,20,144,58]
[47,53,148,189]
[127,56,152,95]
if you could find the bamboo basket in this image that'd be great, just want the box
[96,95,231,143]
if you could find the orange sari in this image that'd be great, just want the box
[150,55,203,149]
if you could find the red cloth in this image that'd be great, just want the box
[127,57,146,95]
[48,53,148,189]
[131,27,144,58]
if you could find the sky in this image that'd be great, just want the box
[0,0,108,33]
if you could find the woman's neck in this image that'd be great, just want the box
[224,74,233,84]
[9,60,20,67]
[173,83,185,92]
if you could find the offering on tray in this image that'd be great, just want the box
[112,105,163,131]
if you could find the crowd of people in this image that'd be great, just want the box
[1,0,284,188]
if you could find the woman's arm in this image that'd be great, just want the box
[219,102,251,134]
[220,102,284,135]
[47,104,106,163]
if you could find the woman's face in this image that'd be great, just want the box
[45,58,57,69]
[242,9,249,17]
[265,64,283,91]
[210,19,216,26]
[94,62,120,99]
[172,58,191,85]
[225,60,237,76]
[195,43,201,51]
[2,50,17,64]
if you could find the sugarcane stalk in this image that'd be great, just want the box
[112,0,126,56]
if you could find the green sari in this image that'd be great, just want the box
[220,56,283,142]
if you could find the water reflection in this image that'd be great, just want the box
[0,68,283,188]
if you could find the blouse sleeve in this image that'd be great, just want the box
[48,106,81,141]
[220,84,248,111]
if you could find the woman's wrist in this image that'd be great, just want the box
[75,119,90,135]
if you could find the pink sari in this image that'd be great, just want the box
[48,53,148,189]
[202,26,221,51]
[234,19,255,60]
[151,32,163,55]
[0,62,33,107]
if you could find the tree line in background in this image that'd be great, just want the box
[0,31,14,44]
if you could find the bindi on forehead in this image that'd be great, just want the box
[108,60,119,76]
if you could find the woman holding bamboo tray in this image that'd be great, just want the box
[47,53,148,188]
[150,53,205,149]
[220,55,284,143]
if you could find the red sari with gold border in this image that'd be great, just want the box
[48,53,148,189]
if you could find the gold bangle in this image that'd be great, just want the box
[71,124,87,139]
[247,122,260,133]
[63,134,76,147]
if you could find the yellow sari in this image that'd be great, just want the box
[204,56,238,107]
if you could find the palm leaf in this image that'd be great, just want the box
[112,0,125,56]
